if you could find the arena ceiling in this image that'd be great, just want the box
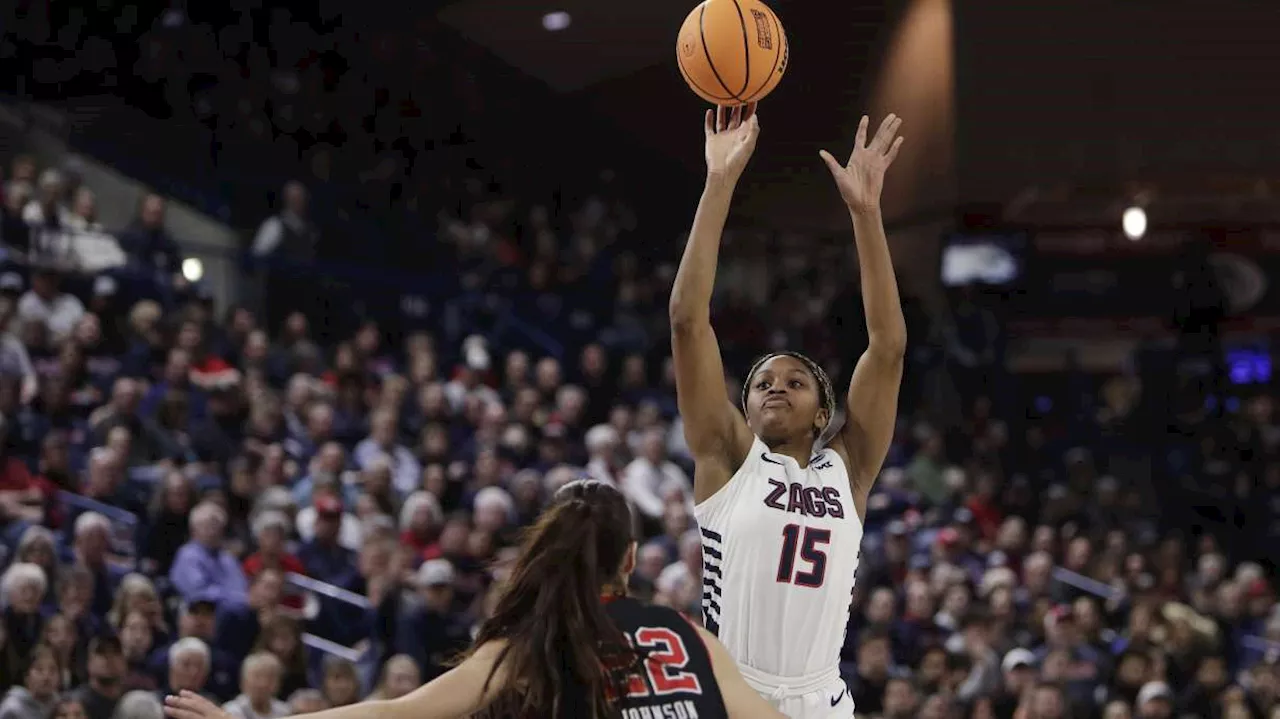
[436,0,896,230]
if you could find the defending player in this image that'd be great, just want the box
[164,481,786,719]
[669,104,906,719]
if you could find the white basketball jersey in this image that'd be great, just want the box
[694,436,863,679]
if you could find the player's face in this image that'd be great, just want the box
[745,355,826,443]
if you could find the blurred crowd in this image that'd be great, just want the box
[0,145,1277,719]
[0,7,1278,719]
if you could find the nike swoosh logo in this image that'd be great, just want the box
[761,453,785,466]
[830,688,846,707]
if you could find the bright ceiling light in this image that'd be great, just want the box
[542,11,571,32]
[182,257,205,282]
[1122,206,1147,241]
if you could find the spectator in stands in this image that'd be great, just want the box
[365,655,419,701]
[140,471,194,576]
[72,635,125,719]
[251,182,318,333]
[619,427,690,527]
[69,512,126,617]
[88,383,175,468]
[119,610,158,692]
[168,502,248,606]
[42,613,83,690]
[138,349,205,425]
[162,638,212,700]
[251,617,309,700]
[54,565,98,654]
[316,656,359,708]
[149,599,236,702]
[1,184,32,255]
[115,194,181,283]
[352,409,420,496]
[110,690,163,719]
[17,269,84,347]
[21,170,66,235]
[241,513,303,583]
[214,570,287,661]
[0,296,38,406]
[392,558,467,681]
[121,302,164,379]
[396,491,440,558]
[284,689,326,715]
[1,561,47,675]
[288,444,351,510]
[0,643,60,719]
[63,190,101,235]
[583,424,622,485]
[12,527,57,609]
[295,493,357,587]
[0,417,50,535]
[221,652,288,719]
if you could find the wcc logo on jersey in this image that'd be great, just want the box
[763,479,845,519]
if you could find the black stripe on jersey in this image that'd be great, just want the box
[703,596,721,614]
[705,615,720,636]
[702,562,722,578]
[700,527,723,542]
[702,578,722,596]
[702,544,722,560]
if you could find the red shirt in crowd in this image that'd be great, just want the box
[0,456,58,523]
[243,552,307,610]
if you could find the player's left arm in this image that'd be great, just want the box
[820,114,907,517]
[165,641,511,719]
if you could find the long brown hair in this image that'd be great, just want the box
[470,479,639,718]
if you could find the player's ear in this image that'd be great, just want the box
[621,541,638,577]
[814,408,830,436]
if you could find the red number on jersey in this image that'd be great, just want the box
[630,626,702,697]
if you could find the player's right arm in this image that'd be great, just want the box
[670,106,759,503]
[696,625,787,719]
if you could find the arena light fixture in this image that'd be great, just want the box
[1122,206,1147,241]
[542,11,572,32]
[181,257,204,283]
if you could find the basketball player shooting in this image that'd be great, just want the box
[669,104,905,719]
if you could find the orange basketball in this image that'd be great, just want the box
[676,0,788,105]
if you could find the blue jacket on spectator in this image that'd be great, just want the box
[168,541,249,606]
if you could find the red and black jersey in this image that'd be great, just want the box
[602,595,728,719]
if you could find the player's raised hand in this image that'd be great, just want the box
[165,690,232,719]
[704,103,760,185]
[820,113,904,215]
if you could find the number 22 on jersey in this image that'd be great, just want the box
[623,627,703,698]
[775,523,830,587]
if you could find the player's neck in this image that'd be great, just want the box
[765,438,814,468]
[599,584,627,603]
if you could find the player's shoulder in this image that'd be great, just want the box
[610,598,700,635]
[812,441,853,478]
[611,595,685,622]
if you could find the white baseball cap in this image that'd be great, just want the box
[1001,648,1036,672]
[1136,681,1173,706]
[415,559,456,588]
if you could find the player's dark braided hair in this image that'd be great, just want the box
[740,351,837,434]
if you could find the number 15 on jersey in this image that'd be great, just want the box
[776,523,830,588]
